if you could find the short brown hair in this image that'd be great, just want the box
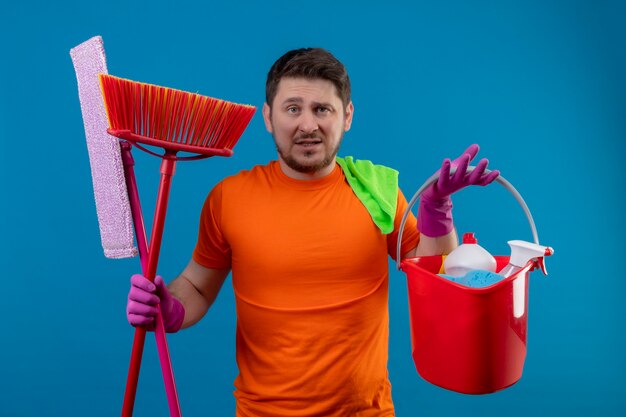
[265,48,351,109]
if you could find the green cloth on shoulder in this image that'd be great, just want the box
[336,156,398,234]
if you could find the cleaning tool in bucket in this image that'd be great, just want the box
[440,269,506,288]
[71,36,182,417]
[99,72,256,416]
[443,232,496,277]
[500,240,554,278]
[439,232,501,287]
[396,167,553,394]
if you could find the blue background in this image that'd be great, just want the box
[1,0,624,416]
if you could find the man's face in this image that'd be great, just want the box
[263,77,353,179]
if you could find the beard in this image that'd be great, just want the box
[273,132,344,174]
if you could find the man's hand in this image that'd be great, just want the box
[418,144,499,237]
[126,274,185,333]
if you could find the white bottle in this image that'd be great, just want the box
[443,232,497,277]
[500,240,554,278]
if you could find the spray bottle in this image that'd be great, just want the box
[500,240,554,278]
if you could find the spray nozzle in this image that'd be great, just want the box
[507,240,554,276]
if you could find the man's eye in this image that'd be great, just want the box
[287,106,299,113]
[316,107,330,113]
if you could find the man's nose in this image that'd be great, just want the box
[298,110,319,134]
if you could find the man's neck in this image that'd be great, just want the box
[277,157,337,180]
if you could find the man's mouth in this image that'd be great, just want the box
[294,138,323,147]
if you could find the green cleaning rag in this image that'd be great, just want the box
[336,156,399,234]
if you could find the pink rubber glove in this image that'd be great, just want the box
[126,274,185,333]
[418,144,500,237]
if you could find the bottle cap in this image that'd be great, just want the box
[462,232,477,244]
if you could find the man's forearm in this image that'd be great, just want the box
[168,276,211,329]
[410,229,459,258]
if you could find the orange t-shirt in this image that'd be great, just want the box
[193,161,419,416]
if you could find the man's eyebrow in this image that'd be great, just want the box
[313,101,335,108]
[282,97,303,105]
[280,97,336,109]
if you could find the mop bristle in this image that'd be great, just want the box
[99,74,256,156]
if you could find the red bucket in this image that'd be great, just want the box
[396,168,552,394]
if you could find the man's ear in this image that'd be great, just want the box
[344,101,354,132]
[262,102,273,133]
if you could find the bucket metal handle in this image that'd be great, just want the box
[396,167,539,269]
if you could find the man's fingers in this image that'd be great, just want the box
[130,274,156,293]
[129,274,160,305]
[128,313,156,328]
[468,158,488,184]
[478,169,500,186]
[127,300,159,317]
[153,276,169,297]
[437,158,452,191]
[452,154,471,184]
[128,287,161,305]
[456,144,479,163]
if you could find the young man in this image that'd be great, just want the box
[127,48,498,416]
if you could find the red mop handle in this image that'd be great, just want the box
[120,143,147,417]
[121,330,147,417]
[144,155,175,281]
[144,154,183,417]
[120,146,182,417]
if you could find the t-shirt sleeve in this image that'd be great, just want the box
[192,181,232,269]
[387,188,420,261]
